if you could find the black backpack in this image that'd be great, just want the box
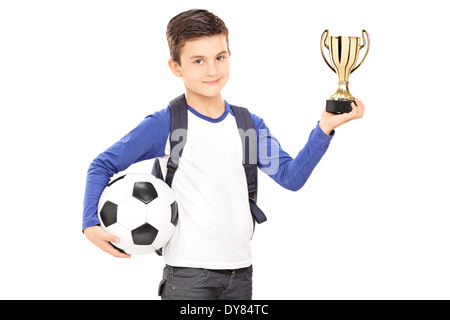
[151,94,267,229]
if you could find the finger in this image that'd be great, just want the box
[356,99,365,117]
[107,234,120,244]
[353,99,364,118]
[99,228,120,243]
[344,102,357,119]
[351,101,360,118]
[351,101,363,119]
[103,241,131,258]
[99,230,130,258]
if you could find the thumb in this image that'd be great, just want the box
[101,228,120,243]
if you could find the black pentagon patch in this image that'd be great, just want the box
[132,182,158,204]
[100,201,118,227]
[170,201,179,226]
[131,223,158,245]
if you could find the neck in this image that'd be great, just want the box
[185,91,225,119]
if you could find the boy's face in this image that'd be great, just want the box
[169,34,230,100]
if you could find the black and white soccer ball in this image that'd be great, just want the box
[97,173,178,255]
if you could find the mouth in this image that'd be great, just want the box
[202,78,221,85]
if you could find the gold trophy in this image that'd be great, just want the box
[321,30,370,114]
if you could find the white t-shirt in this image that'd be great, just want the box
[161,104,254,269]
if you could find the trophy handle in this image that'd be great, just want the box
[321,30,336,73]
[351,29,370,74]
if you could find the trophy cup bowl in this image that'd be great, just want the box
[321,30,370,114]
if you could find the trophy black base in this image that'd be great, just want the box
[326,99,353,114]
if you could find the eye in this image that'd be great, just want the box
[194,59,204,65]
[216,56,225,61]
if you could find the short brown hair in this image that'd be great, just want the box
[166,9,229,65]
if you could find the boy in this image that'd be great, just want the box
[83,9,365,300]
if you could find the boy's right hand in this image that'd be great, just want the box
[84,226,131,258]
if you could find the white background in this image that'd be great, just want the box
[1,0,449,300]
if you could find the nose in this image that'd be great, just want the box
[206,61,218,77]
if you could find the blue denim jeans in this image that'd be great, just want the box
[158,265,253,300]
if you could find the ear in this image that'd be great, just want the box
[168,59,183,78]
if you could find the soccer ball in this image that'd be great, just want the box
[97,173,178,255]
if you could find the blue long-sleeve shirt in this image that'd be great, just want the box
[82,103,333,231]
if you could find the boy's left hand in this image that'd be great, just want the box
[319,98,365,135]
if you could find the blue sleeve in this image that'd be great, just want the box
[252,113,334,191]
[82,107,171,231]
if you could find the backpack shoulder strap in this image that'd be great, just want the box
[165,94,188,187]
[230,105,267,224]
[151,94,188,186]
[151,94,187,256]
